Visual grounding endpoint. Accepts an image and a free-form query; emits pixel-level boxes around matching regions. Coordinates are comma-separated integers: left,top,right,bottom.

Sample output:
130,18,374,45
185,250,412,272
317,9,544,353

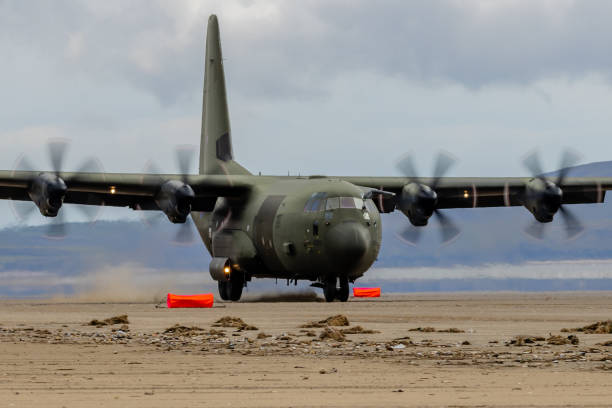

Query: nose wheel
323,276,349,302
218,281,230,301
218,273,245,301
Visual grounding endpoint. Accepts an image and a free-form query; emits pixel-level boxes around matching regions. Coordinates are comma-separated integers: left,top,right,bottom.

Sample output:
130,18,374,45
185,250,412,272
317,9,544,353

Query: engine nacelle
397,182,437,226
523,178,562,223
28,173,67,217
154,180,195,223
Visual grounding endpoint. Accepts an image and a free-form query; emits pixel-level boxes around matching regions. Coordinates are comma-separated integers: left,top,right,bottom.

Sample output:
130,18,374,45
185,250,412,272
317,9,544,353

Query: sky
2,0,612,226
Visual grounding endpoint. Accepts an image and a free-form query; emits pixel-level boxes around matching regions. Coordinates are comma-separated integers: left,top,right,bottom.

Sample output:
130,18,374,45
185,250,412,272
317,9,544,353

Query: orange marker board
167,293,214,308
353,287,381,297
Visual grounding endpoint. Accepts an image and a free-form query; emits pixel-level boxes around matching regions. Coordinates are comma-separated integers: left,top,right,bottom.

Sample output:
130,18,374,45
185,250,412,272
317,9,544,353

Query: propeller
45,211,67,239
173,145,198,245
10,154,37,221
139,145,198,245
48,139,68,176
395,151,460,245
397,151,456,190
138,160,165,227
10,139,104,238
176,145,196,185
523,149,581,185
397,208,461,245
522,149,584,239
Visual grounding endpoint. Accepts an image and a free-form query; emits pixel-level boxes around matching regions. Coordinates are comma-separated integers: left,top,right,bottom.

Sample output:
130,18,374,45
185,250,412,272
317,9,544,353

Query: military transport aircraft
1,15,610,302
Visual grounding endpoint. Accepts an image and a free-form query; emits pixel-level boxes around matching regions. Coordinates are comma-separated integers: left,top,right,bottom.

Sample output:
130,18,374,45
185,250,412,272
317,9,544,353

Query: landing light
463,190,469,199
224,266,231,277
109,186,116,194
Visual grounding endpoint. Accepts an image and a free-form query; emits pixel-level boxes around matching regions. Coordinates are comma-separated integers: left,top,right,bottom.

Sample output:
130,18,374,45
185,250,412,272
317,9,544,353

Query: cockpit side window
309,198,322,212
365,198,379,214
304,192,327,212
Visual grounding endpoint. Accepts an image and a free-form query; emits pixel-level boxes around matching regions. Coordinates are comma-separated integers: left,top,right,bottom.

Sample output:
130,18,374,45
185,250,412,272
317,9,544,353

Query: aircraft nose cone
326,221,370,266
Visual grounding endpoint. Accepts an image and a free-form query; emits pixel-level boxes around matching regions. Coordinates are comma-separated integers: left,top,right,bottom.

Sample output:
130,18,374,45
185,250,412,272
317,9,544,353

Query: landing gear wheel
218,281,229,301
323,278,337,302
218,273,245,302
227,273,244,301
337,277,349,302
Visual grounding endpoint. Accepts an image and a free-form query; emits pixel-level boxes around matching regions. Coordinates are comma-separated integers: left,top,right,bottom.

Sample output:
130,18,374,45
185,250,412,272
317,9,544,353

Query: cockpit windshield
325,197,339,210
340,197,364,209
304,193,378,213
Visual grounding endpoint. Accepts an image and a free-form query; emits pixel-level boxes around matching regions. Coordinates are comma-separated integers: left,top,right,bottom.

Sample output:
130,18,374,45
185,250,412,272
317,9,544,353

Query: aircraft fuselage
192,178,382,285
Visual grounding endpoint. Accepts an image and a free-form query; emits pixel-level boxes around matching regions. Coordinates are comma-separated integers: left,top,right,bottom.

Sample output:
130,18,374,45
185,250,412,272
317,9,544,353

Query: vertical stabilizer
199,15,249,175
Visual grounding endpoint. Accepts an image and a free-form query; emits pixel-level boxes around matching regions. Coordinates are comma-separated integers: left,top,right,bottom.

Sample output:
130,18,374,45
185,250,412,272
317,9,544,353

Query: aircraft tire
323,278,337,302
227,274,244,301
337,277,349,302
218,281,230,301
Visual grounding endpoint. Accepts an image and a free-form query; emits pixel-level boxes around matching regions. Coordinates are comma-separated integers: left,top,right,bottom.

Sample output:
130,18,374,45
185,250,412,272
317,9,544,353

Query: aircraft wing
0,171,251,212
341,176,611,210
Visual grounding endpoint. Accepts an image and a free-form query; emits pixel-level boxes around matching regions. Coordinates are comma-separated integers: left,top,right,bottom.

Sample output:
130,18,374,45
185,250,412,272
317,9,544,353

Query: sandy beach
1,292,612,407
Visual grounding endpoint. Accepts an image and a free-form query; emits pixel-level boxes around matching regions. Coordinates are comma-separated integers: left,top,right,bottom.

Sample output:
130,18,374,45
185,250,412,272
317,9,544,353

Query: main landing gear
218,273,244,301
323,276,349,302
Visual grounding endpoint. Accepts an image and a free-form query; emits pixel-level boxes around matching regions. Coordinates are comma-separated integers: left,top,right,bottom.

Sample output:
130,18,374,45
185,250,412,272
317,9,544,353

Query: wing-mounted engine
521,150,583,238
28,173,67,217
523,177,562,223
397,182,437,226
10,139,107,238
143,146,198,224
154,180,195,223
18,140,70,217
394,152,460,244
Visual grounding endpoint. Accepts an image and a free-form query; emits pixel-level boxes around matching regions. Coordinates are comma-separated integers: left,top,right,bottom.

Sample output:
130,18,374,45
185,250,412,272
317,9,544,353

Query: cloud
1,0,612,222
3,0,612,106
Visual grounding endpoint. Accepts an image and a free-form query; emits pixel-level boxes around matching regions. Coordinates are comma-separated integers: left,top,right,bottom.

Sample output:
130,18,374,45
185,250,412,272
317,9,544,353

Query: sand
1,292,612,407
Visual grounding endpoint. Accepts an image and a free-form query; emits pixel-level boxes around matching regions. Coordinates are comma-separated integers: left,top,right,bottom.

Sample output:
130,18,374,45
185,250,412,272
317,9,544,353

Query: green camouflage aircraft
2,15,610,301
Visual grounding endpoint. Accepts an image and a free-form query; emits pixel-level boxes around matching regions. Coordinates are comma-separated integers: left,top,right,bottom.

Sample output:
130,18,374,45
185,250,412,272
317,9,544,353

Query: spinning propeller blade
523,149,584,240
396,151,460,245
11,140,104,238
140,146,198,245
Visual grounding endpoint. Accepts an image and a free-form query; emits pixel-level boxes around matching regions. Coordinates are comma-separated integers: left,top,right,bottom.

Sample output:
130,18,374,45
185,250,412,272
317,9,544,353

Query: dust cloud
56,263,213,303
242,290,324,303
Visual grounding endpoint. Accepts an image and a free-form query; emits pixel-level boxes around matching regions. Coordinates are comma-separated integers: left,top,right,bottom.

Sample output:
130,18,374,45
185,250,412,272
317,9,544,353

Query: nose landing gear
323,276,349,302
218,273,244,301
